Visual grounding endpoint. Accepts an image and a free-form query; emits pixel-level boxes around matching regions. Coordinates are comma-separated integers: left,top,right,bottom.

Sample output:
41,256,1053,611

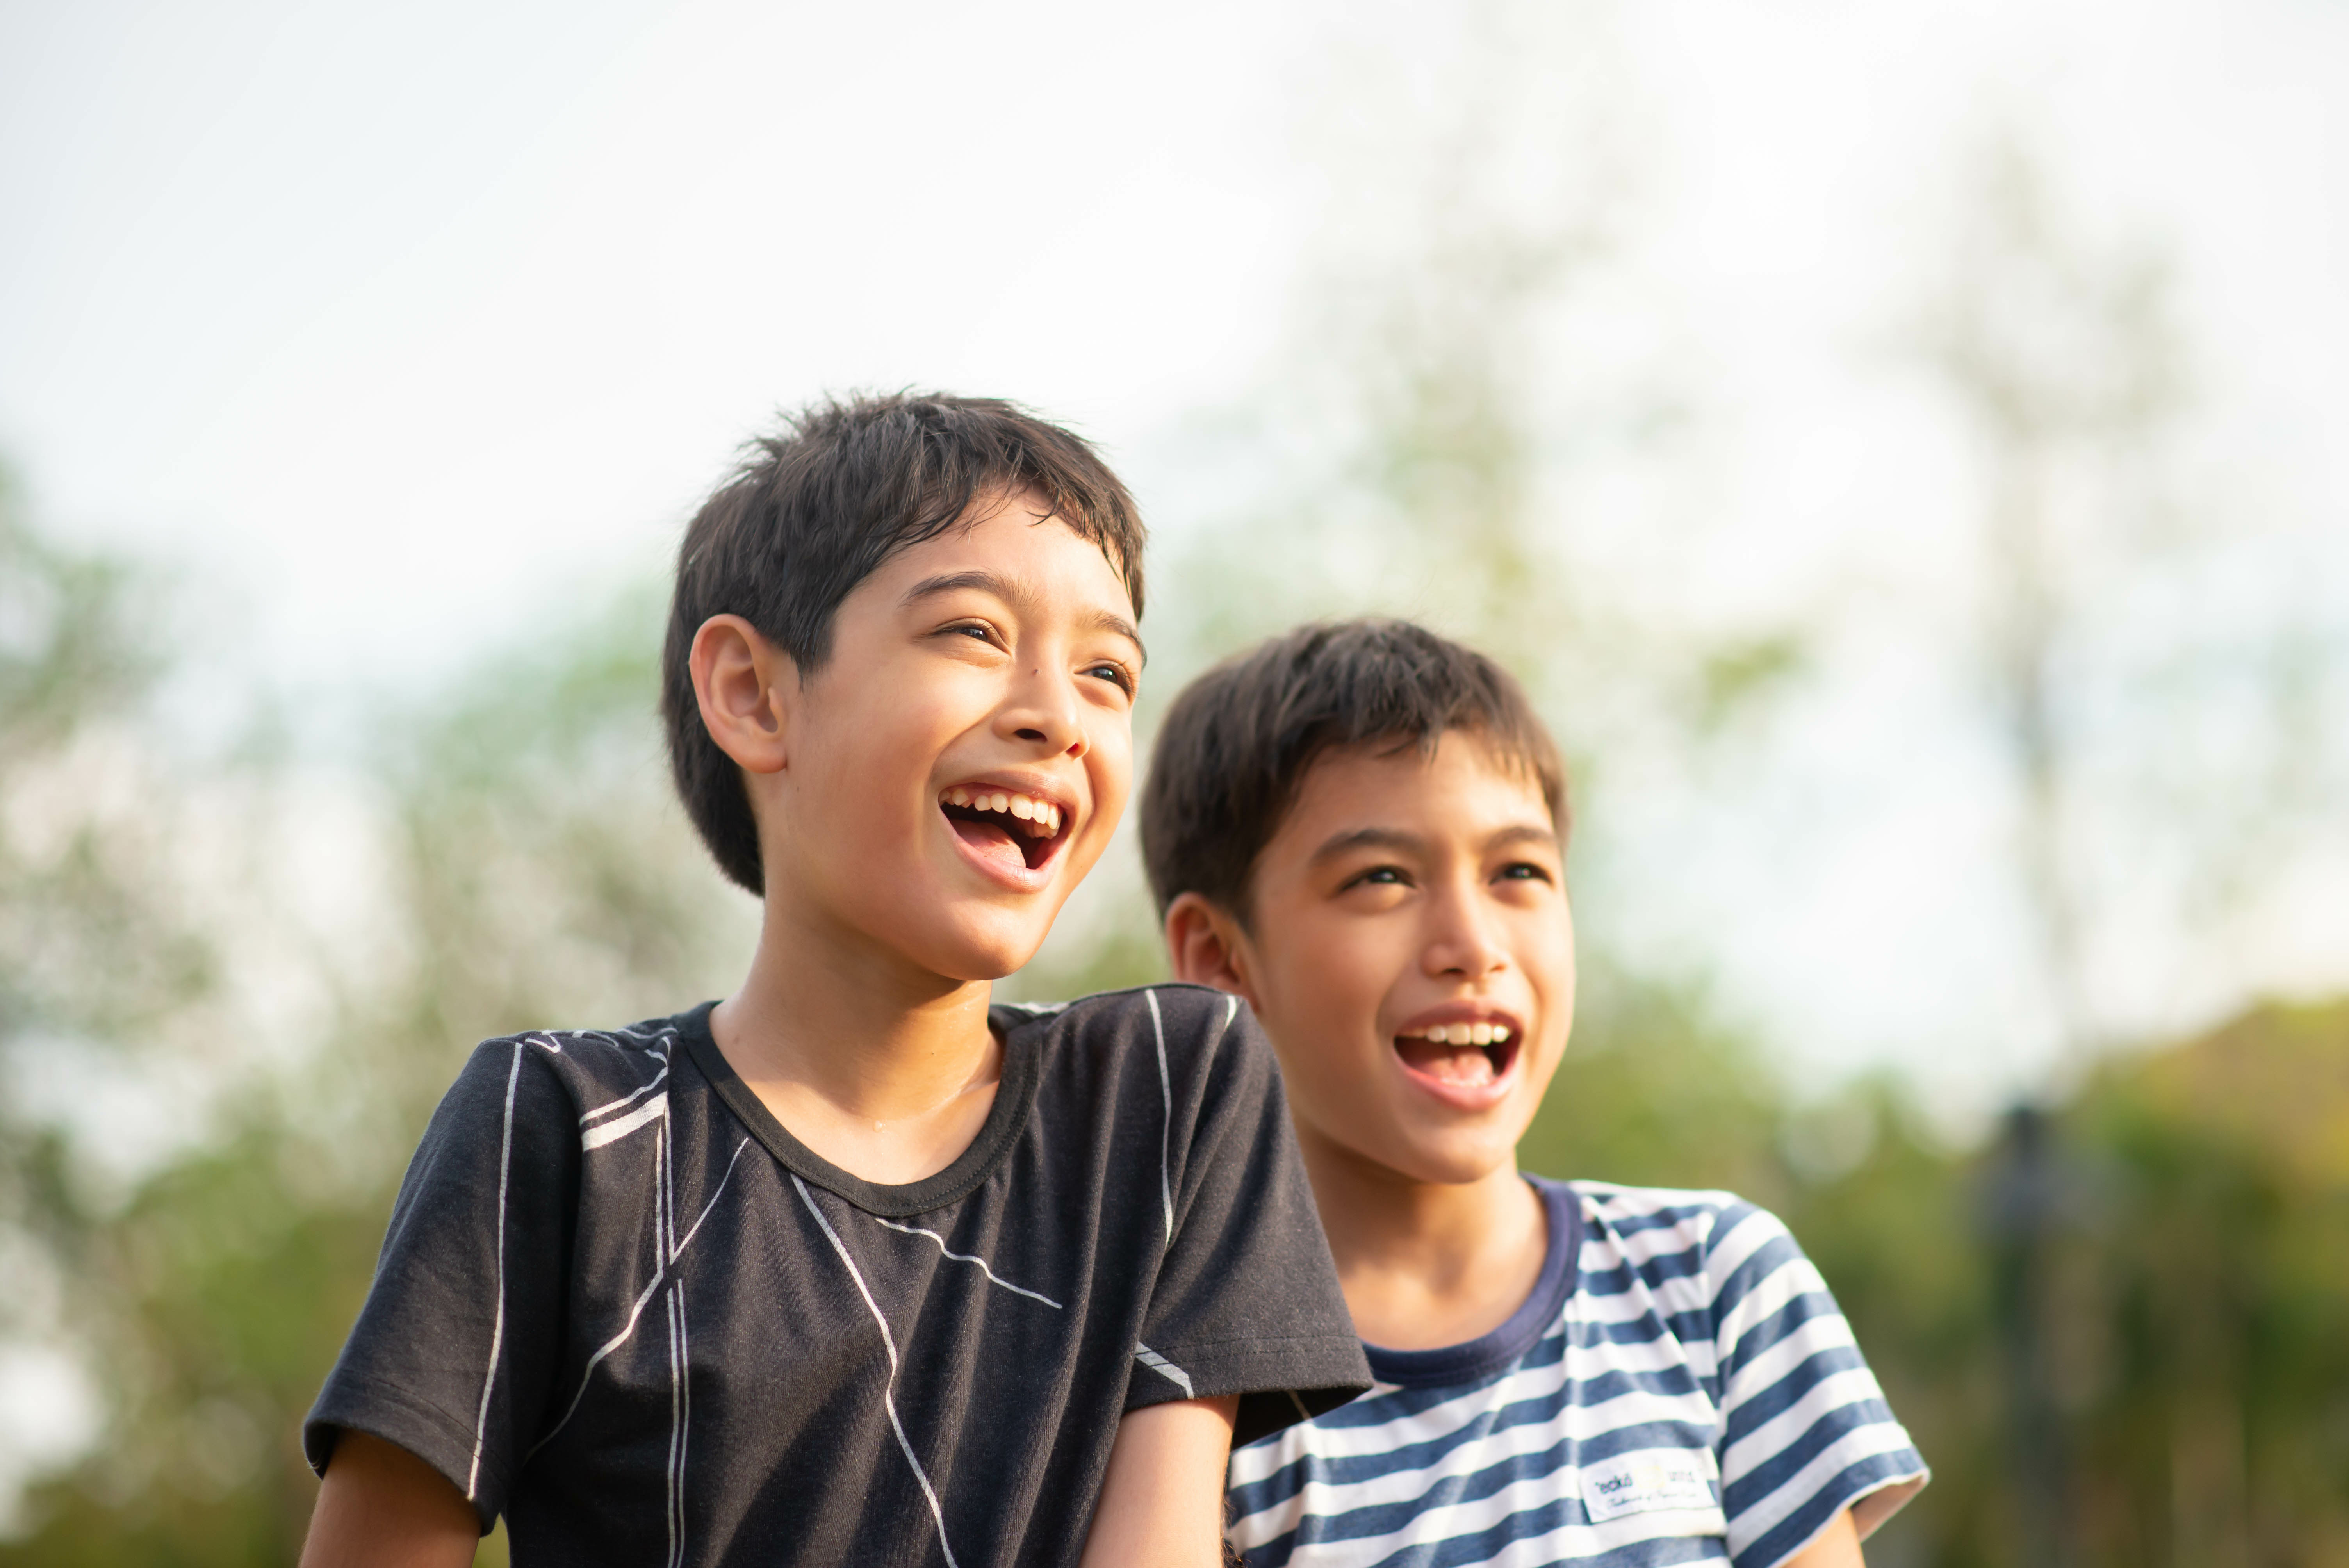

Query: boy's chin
1402,1147,1522,1189
1378,1120,1531,1188
904,909,1058,985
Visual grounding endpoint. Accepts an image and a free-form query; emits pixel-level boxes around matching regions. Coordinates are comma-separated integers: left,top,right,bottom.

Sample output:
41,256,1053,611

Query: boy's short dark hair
1141,619,1567,921
663,392,1146,894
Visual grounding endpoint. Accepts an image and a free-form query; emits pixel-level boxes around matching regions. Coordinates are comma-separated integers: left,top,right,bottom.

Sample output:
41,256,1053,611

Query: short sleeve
1705,1201,1930,1568
1123,991,1371,1448
304,1037,579,1531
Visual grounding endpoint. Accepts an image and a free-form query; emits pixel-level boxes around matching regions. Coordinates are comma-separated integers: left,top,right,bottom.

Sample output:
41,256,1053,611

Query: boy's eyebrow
1308,821,1559,866
1095,609,1148,666
1307,827,1426,866
902,568,1013,609
900,570,1147,662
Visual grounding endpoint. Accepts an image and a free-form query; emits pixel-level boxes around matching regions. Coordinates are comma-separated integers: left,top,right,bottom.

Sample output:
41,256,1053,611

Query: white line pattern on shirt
1146,990,1174,1244
465,1040,525,1501
580,1066,669,1124
1134,1343,1195,1398
665,1279,691,1568
583,1092,669,1149
659,1114,676,1264
528,1091,747,1461
1130,994,1238,1411
871,1217,1064,1308
531,1256,669,1458
671,1137,753,1262
794,1174,962,1568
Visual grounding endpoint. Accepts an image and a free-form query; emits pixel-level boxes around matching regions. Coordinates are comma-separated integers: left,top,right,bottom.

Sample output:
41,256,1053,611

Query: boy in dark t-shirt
299,396,1369,1567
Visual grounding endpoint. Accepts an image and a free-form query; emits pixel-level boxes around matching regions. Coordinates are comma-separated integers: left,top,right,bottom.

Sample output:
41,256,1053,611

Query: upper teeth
1408,1022,1508,1046
943,786,1063,836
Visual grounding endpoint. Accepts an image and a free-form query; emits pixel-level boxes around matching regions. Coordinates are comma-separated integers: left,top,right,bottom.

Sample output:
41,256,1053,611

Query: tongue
950,814,1028,873
1396,1038,1497,1086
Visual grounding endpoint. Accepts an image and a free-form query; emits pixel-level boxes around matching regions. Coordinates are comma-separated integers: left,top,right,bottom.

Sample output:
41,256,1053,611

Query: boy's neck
710,889,1003,1185
1296,1132,1550,1353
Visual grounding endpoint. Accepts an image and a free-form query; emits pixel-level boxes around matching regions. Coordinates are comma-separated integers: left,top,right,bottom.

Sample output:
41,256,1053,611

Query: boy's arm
305,1039,586,1545
1782,1506,1864,1567
298,1431,478,1568
1699,1198,1923,1564
1078,1394,1241,1568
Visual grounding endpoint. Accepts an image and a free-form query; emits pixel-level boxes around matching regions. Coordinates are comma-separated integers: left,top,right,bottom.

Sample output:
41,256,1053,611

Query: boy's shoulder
1560,1177,1753,1229
999,978,1245,1024
1548,1177,1793,1275
994,982,1261,1065
453,1010,695,1107
415,1012,742,1171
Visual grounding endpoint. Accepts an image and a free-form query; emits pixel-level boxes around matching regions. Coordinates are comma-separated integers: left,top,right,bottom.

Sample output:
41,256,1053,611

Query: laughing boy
298,396,1369,1567
1144,620,1927,1567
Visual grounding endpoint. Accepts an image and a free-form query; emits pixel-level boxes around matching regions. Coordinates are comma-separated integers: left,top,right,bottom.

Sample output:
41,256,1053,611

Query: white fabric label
1580,1452,1718,1523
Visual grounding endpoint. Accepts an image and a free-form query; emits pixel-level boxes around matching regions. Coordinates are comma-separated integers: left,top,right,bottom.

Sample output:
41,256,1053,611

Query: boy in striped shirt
1141,620,1927,1568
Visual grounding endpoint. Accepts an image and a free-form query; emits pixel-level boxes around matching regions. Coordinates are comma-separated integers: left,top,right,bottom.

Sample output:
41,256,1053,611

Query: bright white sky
3,0,2344,1110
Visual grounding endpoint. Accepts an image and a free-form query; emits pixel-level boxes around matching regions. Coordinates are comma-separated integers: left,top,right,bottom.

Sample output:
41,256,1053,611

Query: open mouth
1394,1019,1520,1091
939,784,1069,877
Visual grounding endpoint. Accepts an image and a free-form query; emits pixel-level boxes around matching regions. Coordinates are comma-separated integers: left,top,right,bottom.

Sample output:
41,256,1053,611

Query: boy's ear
1162,892,1258,1009
689,614,797,775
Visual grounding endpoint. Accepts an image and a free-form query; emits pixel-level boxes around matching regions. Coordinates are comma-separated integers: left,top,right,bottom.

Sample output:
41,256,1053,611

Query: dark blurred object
1796,1003,2349,1568
1983,1104,2087,1568
2065,1003,2349,1566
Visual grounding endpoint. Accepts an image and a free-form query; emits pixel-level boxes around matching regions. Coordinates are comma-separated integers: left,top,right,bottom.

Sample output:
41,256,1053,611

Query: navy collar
1361,1176,1581,1389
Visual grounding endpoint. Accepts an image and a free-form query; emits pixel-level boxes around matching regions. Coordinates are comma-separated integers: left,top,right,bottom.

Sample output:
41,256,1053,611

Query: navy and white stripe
1226,1180,1927,1567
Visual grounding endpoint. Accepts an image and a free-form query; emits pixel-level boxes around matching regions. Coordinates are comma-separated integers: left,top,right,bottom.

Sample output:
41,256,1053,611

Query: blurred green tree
1904,132,2349,1565
1,81,2341,1568
0,552,752,1563
1915,131,2187,1066
2062,1001,2349,1565
0,472,221,1541
2,409,2345,1568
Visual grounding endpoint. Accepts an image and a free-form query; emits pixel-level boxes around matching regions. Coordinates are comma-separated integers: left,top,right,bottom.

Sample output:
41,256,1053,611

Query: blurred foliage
0,475,214,1227
1916,132,2188,1061
2063,1005,2349,1564
1835,1001,2349,1567
6,478,2345,1568
2,91,2344,1568
5,439,2349,1568
0,513,749,1562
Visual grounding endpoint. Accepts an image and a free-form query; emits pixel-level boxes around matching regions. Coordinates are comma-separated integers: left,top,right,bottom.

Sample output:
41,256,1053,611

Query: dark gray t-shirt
306,985,1369,1566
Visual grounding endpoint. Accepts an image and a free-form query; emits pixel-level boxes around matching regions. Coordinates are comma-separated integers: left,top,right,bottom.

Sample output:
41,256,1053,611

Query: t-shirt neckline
678,999,1047,1219
1359,1176,1583,1389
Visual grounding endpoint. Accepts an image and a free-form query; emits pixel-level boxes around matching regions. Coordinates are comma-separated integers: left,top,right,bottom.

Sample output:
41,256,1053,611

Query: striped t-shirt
1226,1178,1928,1567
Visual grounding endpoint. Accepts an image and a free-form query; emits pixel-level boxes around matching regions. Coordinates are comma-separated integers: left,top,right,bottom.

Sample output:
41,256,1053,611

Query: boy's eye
937,620,1005,650
1496,862,1552,884
1084,661,1136,695
1344,866,1411,890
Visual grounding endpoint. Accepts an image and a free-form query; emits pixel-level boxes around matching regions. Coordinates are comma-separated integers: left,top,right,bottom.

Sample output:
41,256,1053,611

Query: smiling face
745,492,1141,982
1205,732,1574,1187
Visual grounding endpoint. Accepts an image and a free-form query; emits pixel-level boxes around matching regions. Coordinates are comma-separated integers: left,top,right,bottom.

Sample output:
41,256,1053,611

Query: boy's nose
1422,883,1508,979
1002,668,1087,757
